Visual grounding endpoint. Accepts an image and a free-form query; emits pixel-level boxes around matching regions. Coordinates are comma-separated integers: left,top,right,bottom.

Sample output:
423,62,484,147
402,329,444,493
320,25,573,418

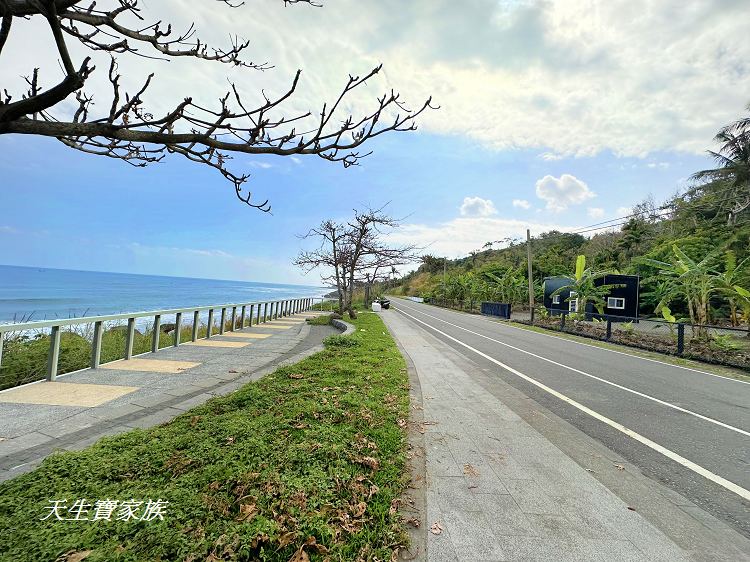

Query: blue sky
0,0,745,284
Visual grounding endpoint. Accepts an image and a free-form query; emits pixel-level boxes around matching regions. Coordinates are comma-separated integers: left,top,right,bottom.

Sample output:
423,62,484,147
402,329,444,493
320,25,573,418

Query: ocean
0,265,328,324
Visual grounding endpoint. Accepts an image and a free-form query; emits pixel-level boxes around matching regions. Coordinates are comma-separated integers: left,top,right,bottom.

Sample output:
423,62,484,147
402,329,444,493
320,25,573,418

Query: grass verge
0,313,410,562
306,315,333,326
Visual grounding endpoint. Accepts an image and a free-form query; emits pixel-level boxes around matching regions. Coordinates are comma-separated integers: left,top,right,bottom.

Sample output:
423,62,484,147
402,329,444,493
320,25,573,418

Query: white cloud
459,196,498,217
616,206,632,217
0,225,18,234
512,199,531,209
391,217,573,258
647,162,670,169
1,0,747,162
535,174,595,212
248,161,274,169
587,207,605,218
539,152,564,161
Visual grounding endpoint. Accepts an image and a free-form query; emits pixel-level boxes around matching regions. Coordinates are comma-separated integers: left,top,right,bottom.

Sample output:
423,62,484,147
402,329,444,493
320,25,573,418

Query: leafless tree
295,205,419,317
0,0,436,211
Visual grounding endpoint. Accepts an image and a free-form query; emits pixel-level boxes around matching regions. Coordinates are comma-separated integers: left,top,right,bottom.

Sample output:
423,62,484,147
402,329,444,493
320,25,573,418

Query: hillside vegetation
390,108,750,328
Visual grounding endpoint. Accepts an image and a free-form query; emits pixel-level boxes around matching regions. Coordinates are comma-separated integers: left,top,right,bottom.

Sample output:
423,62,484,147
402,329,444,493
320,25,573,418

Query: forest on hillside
389,108,750,329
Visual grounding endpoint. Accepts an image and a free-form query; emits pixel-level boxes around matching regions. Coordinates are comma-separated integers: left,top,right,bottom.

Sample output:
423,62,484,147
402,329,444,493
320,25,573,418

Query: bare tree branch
0,0,437,211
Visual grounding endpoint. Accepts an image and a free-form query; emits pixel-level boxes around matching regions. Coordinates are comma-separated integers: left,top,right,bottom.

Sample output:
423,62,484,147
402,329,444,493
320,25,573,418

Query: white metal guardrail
0,296,328,383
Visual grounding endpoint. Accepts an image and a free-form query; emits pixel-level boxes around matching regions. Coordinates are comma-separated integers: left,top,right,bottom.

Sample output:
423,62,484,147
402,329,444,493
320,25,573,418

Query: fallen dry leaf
352,502,367,517
288,546,310,562
430,522,444,535
236,503,257,522
278,531,297,548
288,373,304,379
406,517,421,528
463,464,479,477
358,456,380,470
627,506,637,511
389,498,401,516
614,464,625,471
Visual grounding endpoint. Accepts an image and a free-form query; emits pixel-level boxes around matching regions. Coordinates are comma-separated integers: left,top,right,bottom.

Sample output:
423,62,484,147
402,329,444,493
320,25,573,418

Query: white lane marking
397,298,750,386
395,307,750,502
395,301,750,438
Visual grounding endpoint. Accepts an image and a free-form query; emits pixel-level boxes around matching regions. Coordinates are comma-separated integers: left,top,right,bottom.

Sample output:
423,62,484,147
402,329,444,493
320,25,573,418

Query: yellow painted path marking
219,333,271,339
101,358,200,373
187,340,250,348
0,381,138,407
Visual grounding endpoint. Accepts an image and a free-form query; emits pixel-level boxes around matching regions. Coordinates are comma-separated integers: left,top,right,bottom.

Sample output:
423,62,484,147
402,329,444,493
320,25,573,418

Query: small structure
542,274,640,320
481,302,512,319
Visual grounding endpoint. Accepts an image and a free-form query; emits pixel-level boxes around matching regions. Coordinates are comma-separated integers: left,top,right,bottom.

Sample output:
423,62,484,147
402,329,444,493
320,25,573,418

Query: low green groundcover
0,313,410,562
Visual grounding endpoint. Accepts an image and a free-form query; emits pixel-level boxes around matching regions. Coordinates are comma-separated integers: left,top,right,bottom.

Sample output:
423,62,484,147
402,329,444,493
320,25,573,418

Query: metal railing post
240,305,246,328
248,304,254,326
174,312,182,347
230,307,237,331
47,325,61,381
560,313,566,331
192,310,199,341
207,309,214,338
677,323,685,355
606,318,612,341
219,308,227,334
152,314,161,353
263,302,267,322
91,321,103,369
274,302,278,319
125,318,136,360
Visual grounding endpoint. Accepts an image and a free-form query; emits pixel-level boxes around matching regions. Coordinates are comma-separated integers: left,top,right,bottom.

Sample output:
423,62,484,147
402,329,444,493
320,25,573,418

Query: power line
569,193,749,235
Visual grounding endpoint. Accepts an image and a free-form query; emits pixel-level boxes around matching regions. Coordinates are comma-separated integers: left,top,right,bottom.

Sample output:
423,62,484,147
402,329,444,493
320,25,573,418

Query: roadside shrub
323,335,358,348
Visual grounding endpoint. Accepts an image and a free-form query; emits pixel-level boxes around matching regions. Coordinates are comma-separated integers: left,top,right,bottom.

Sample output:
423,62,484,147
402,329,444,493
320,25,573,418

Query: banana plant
637,244,722,337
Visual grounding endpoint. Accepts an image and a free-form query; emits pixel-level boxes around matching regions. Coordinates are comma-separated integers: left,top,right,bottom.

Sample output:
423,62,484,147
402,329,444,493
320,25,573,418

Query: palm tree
551,255,623,317
691,105,750,225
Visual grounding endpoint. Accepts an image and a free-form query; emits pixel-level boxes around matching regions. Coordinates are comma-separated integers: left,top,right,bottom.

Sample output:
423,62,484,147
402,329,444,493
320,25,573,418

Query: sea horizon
0,264,329,323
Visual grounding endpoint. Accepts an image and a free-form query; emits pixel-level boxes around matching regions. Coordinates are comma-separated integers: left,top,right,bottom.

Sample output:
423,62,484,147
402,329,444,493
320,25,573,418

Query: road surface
390,297,750,538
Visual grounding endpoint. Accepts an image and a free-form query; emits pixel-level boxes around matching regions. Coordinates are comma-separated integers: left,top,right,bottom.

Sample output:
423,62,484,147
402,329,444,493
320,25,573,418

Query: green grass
0,313,410,561
305,315,333,326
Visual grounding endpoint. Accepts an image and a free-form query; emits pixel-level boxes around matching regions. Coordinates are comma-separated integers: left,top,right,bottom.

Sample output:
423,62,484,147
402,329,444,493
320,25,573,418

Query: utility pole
526,229,535,322
443,258,447,306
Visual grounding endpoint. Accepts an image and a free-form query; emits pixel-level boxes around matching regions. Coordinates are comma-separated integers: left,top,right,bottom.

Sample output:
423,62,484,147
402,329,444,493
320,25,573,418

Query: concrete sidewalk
0,312,334,483
381,308,743,562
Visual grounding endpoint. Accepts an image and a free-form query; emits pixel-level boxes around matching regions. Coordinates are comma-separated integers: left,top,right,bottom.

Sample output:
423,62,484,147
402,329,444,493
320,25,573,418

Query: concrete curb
331,318,356,336
384,310,428,562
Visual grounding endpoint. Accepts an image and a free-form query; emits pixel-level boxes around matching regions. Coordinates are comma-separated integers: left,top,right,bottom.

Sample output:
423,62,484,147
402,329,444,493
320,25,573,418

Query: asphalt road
390,297,750,538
